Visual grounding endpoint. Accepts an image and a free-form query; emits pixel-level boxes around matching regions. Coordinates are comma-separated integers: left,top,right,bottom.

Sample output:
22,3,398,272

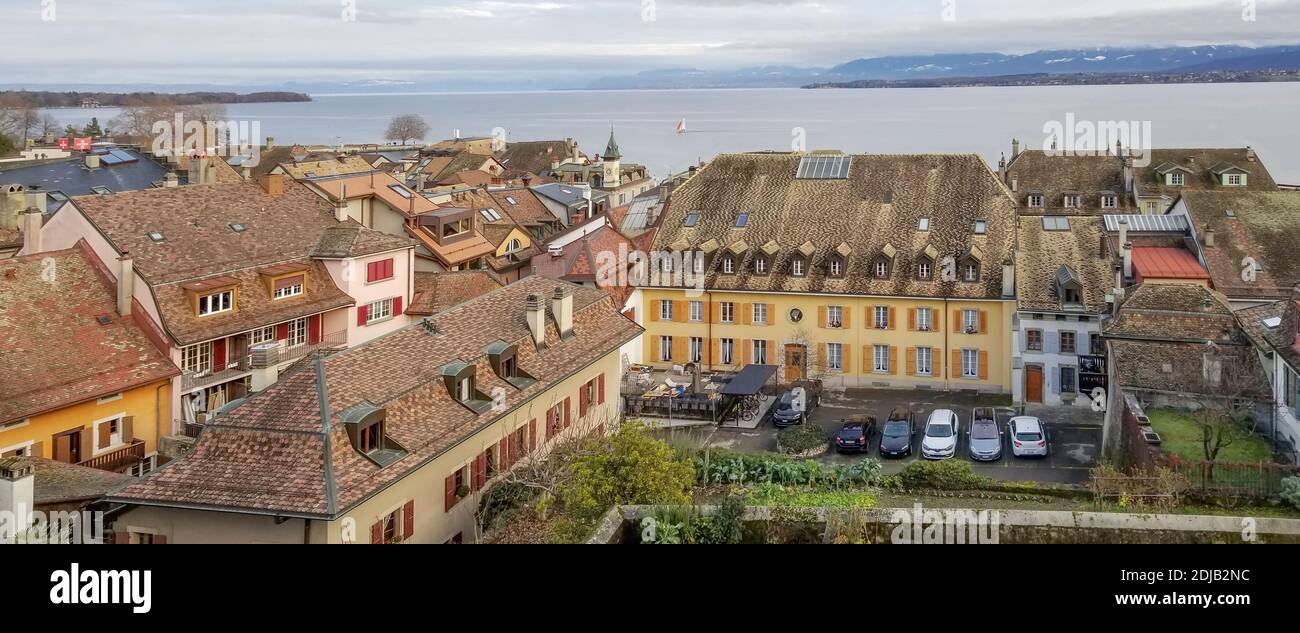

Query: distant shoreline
5,90,312,108
804,70,1300,90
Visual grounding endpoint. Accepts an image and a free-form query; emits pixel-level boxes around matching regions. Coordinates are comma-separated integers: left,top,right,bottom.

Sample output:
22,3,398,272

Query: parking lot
704,387,1102,485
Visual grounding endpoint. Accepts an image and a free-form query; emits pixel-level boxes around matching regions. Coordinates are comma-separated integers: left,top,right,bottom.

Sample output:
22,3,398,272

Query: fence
1164,459,1300,498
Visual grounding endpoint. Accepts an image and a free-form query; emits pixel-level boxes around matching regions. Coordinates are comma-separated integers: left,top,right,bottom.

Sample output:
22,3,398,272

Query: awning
721,364,778,396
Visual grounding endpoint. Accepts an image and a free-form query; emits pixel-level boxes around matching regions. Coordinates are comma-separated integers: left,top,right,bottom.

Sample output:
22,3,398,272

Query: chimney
84,153,100,170
117,252,134,317
1122,156,1134,191
1246,146,1257,162
248,342,282,391
1011,138,1020,160
163,172,179,188
552,286,574,338
241,165,252,181
525,294,547,346
522,174,532,187
0,457,35,533
1118,216,1129,250
2,184,25,229
335,185,349,222
265,136,275,151
258,173,284,196
1001,258,1015,298
21,208,42,254
1122,241,1133,281
1203,224,1215,248
193,155,209,185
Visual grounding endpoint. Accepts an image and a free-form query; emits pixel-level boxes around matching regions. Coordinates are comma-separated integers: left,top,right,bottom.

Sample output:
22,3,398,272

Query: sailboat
676,118,687,135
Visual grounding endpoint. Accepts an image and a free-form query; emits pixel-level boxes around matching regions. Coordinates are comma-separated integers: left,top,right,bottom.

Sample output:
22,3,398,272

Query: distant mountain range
584,45,1300,90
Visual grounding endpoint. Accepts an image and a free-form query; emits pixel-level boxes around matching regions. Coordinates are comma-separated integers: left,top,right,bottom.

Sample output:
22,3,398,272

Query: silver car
1008,416,1049,458
967,407,1003,461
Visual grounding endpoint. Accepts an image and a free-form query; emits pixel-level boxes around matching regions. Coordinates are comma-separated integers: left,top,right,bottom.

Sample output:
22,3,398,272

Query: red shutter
366,261,378,283
275,323,289,340
472,455,486,489
598,373,606,405
444,474,456,512
402,500,415,540
498,437,510,469
308,314,321,345
564,397,572,428
153,535,167,544
579,384,589,418
507,432,518,465
393,295,403,316
370,521,382,544
385,258,394,279
357,305,369,327
529,419,537,452
212,339,227,372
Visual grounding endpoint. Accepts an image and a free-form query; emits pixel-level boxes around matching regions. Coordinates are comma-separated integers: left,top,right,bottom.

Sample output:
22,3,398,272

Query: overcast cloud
0,0,1297,86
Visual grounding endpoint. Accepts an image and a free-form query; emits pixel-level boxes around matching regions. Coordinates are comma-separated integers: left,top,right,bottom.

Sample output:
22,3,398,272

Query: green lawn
1146,409,1274,463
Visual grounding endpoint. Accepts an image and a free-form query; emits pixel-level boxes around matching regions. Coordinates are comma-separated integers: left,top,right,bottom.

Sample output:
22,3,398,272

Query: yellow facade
494,226,533,258
641,289,1013,393
0,380,171,467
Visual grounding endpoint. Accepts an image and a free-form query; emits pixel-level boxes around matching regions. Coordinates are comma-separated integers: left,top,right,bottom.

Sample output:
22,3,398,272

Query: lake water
46,83,1300,182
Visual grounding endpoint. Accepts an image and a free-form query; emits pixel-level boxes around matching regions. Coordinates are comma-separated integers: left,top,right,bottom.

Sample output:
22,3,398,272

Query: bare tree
384,114,429,145
39,113,60,139
0,96,40,146
1171,344,1263,463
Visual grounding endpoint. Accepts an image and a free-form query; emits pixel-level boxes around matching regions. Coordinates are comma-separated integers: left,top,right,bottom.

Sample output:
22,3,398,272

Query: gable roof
0,243,179,424
1015,215,1111,313
1103,283,1240,344
496,140,582,177
1176,190,1300,301
275,156,373,180
108,276,642,517
1003,150,1135,215
406,270,503,316
1135,148,1278,199
309,171,438,218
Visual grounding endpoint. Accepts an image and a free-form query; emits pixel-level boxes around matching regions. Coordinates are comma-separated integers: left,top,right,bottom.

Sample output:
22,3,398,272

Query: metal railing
181,359,251,392
273,330,347,365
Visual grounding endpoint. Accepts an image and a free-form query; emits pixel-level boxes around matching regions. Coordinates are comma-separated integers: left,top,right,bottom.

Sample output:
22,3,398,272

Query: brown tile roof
1108,339,1267,397
1103,283,1241,345
406,270,502,316
1015,215,1112,313
651,152,1017,299
29,457,135,506
276,156,374,180
309,172,438,218
1177,190,1300,301
496,140,582,177
1136,148,1278,199
1003,150,1135,214
245,146,340,179
0,243,179,424
1237,300,1300,371
532,223,638,305
109,276,643,517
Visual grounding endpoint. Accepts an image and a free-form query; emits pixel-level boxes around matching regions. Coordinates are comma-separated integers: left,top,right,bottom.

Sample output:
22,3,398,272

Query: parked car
1008,416,1050,458
967,407,1003,461
835,415,876,453
770,390,809,427
878,407,916,457
921,409,959,460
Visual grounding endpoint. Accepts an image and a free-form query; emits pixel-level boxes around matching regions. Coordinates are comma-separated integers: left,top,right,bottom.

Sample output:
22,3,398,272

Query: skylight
91,186,112,195
480,208,502,222
973,220,987,234
918,218,930,231
147,231,165,242
1225,208,1237,218
684,212,700,227
1042,216,1070,231
388,184,413,199
1263,316,1283,329
735,212,749,227
506,196,517,205
796,155,852,179
229,223,247,233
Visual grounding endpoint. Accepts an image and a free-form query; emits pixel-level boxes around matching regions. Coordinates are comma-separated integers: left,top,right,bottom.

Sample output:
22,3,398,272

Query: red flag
57,138,69,150
73,137,92,151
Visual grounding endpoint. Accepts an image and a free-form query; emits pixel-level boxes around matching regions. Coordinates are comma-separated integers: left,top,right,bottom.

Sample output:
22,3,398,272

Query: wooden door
784,344,806,382
53,428,82,464
1025,366,1044,404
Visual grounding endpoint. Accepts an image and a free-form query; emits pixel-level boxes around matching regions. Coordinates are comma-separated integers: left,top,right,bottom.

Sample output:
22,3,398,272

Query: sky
1,0,1298,88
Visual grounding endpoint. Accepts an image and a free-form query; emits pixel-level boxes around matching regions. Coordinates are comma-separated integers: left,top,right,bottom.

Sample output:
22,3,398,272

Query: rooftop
1131,247,1209,282
1136,148,1278,199
1003,150,1135,214
1015,215,1112,314
0,147,169,196
1176,190,1300,301
406,270,503,316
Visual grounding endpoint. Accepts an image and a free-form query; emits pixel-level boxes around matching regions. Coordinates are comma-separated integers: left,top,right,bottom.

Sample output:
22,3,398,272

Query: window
130,455,157,477
827,343,843,371
916,347,932,376
273,275,304,299
1063,287,1082,305
734,212,749,227
182,342,211,374
660,256,674,274
684,212,699,227
506,239,522,254
500,354,517,379
689,337,703,363
828,257,844,278
722,254,735,274
1042,216,1070,231
480,208,502,221
659,336,673,361
754,256,768,275
963,309,979,334
1063,194,1079,208
962,349,979,378
1101,194,1118,208
1026,329,1043,351
442,218,470,238
366,298,394,323
872,258,889,278
790,257,805,277
720,302,735,323
547,402,564,439
95,417,122,451
688,300,703,322
457,376,473,402
360,418,383,453
198,290,233,316
1090,333,1105,356
720,338,734,365
752,303,768,325
1060,367,1077,393
918,217,930,231
1028,194,1044,208
753,340,768,365
250,326,276,345
963,262,979,282
917,259,932,280
388,184,413,199
287,318,308,347
916,307,932,332
873,345,889,373
1060,331,1077,354
693,254,704,274
1226,174,1243,186
659,300,674,321
827,305,843,328
973,220,987,234
873,306,889,329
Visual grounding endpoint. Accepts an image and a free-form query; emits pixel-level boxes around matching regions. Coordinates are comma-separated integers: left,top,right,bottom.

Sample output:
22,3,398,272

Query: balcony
78,439,145,473
181,357,252,392
273,330,347,365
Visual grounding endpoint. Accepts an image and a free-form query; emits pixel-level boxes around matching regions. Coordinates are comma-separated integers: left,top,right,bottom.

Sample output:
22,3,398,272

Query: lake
45,83,1300,183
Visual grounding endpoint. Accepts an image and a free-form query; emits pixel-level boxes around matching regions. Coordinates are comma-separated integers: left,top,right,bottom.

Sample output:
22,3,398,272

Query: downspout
155,382,166,460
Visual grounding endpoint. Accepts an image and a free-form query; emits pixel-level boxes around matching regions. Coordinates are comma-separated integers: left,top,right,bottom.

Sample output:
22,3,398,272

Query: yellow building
0,243,179,474
641,152,1018,394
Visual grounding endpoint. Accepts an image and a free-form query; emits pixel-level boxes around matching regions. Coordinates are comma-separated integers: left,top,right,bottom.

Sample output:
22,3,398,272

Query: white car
920,409,959,460
1008,416,1049,457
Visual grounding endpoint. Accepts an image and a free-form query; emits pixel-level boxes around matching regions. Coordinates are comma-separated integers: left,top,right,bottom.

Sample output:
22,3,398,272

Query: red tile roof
1131,247,1210,281
0,242,179,424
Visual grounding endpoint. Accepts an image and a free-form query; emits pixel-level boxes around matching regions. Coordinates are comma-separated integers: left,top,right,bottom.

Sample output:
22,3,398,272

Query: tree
1171,344,1264,463
39,113,59,139
384,114,429,145
556,422,695,526
82,117,103,137
0,96,40,146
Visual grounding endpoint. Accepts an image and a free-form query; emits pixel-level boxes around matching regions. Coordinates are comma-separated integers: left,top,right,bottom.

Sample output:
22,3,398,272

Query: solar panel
99,153,125,166
109,149,138,163
796,155,851,179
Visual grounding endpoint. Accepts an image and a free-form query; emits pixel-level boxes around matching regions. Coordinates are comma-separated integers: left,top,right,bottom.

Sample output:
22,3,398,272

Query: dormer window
1027,194,1044,208
754,255,768,275
273,275,304,299
340,402,406,466
1063,194,1080,208
828,256,845,278
722,253,735,274
790,256,806,277
486,340,535,389
1064,287,1082,305
1101,194,1118,209
360,417,384,452
1170,173,1185,186
917,257,933,280
457,376,473,402
872,257,889,279
198,289,233,316
440,361,492,413
1224,173,1244,186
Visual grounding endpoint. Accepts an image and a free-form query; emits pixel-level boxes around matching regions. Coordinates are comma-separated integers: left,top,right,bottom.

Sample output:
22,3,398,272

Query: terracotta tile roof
533,223,637,305
405,223,496,268
29,457,135,506
109,276,643,517
1015,215,1112,313
406,270,502,316
1108,339,1267,396
1136,148,1278,199
496,140,582,177
243,147,340,179
309,172,438,218
277,156,374,180
0,243,179,424
1103,283,1241,344
1003,150,1135,214
1131,247,1209,282
651,153,1017,299
1177,190,1300,301
1237,299,1300,371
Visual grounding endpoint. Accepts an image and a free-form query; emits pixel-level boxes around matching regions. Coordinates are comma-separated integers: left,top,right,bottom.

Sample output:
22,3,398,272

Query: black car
878,406,916,457
770,390,807,427
834,416,876,453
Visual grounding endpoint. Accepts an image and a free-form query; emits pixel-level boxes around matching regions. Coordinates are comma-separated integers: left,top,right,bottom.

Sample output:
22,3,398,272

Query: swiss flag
57,138,69,150
73,137,92,151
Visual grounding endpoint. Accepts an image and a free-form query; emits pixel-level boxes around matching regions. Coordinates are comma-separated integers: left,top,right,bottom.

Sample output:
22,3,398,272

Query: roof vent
147,231,165,242
96,314,112,326
548,244,563,257
229,223,246,233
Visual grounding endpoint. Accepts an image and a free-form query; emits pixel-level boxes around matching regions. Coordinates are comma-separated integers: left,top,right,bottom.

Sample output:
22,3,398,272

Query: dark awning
720,364,778,396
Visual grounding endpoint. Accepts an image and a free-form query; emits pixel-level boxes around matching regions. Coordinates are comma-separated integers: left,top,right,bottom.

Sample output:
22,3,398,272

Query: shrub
1282,476,1300,510
776,424,830,455
897,460,990,490
695,449,880,488
556,423,695,527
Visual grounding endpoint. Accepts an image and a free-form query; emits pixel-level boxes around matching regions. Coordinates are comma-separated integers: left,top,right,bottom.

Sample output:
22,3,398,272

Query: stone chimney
1246,146,1257,162
265,136,275,151
1122,241,1133,281
193,155,210,185
163,172,179,188
2,184,26,229
552,286,574,338
21,208,42,254
1203,224,1216,248
335,185,349,222
1011,138,1020,160
241,165,252,181
1001,258,1015,298
0,457,35,536
117,252,134,317
525,294,547,346
1122,155,1134,191
522,174,532,187
84,153,100,170
258,173,284,196
248,342,282,391
1118,216,1129,251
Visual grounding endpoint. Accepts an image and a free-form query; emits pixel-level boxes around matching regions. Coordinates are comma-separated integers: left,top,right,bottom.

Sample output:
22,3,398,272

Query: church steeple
603,127,622,161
